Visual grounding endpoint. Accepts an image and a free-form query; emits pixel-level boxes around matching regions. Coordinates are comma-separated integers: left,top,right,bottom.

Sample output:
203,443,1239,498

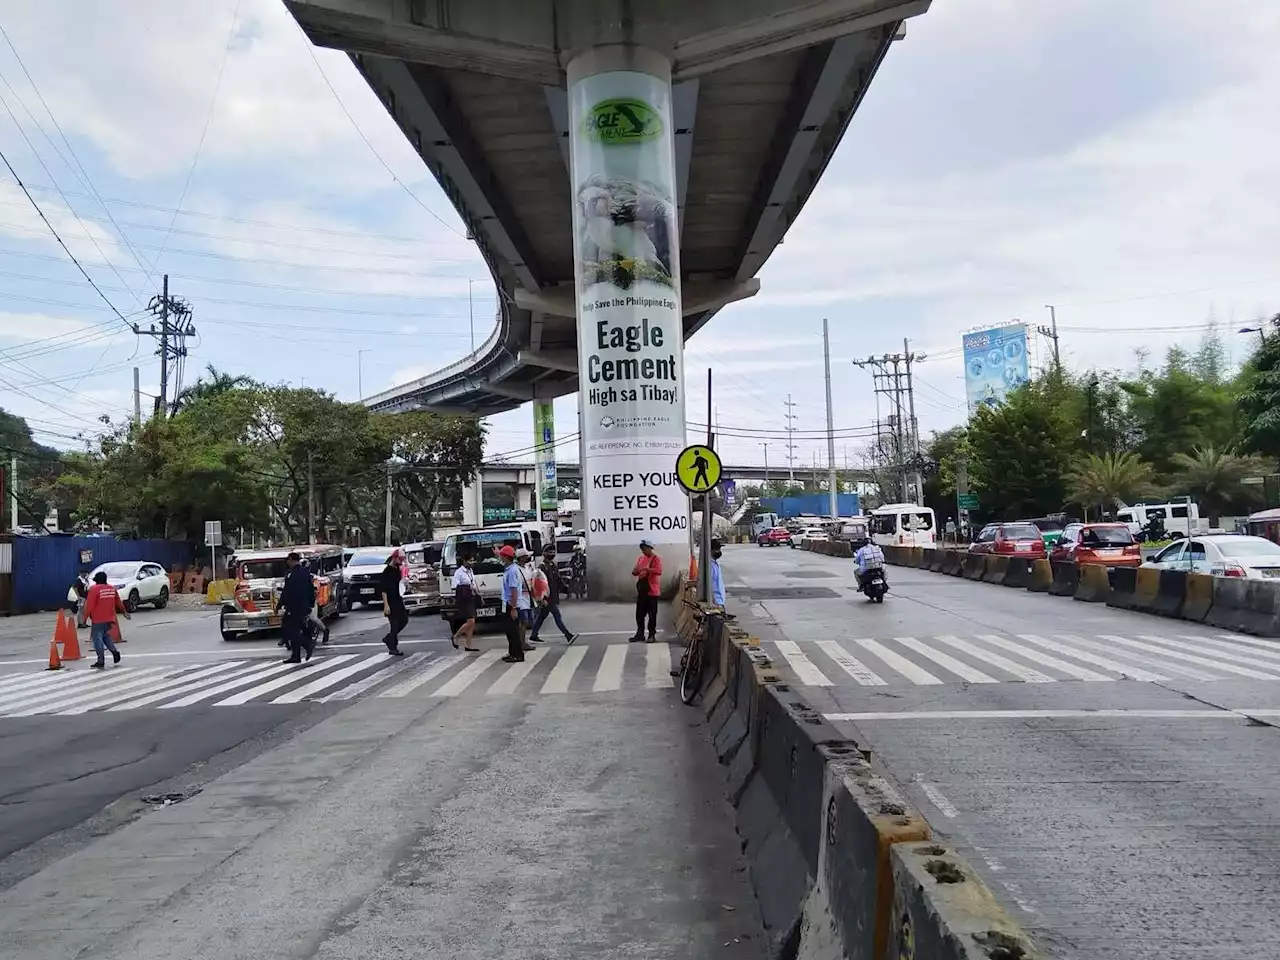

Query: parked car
791,527,830,548
343,547,394,607
89,561,170,612
1051,523,1142,567
1027,515,1067,548
968,522,1047,558
757,527,792,547
1143,534,1280,579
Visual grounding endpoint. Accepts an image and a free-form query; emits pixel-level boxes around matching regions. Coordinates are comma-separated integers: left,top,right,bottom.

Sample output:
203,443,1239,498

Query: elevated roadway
285,0,930,415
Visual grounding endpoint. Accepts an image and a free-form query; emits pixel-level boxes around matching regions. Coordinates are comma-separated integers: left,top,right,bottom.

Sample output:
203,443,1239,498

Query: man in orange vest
84,571,131,669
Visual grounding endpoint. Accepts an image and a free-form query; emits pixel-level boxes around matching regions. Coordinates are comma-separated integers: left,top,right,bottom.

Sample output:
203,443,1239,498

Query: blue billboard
963,324,1029,415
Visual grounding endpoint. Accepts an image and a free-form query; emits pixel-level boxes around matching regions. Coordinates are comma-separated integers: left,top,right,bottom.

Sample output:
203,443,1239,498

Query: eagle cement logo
584,98,662,145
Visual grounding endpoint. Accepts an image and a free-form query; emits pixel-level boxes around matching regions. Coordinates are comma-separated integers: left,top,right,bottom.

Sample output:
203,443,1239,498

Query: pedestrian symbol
675,444,722,494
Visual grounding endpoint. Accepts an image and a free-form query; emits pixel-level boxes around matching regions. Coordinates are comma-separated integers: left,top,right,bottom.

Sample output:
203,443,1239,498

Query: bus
869,503,937,548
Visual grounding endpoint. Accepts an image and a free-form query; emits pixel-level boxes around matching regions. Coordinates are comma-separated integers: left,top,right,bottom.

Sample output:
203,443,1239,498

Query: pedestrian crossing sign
675,444,721,494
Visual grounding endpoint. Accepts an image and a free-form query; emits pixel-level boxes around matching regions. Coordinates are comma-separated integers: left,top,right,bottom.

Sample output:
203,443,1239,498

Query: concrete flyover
285,0,932,416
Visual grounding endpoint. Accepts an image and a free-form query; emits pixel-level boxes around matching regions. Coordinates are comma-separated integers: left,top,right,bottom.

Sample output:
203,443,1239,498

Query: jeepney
219,544,345,642
403,540,443,613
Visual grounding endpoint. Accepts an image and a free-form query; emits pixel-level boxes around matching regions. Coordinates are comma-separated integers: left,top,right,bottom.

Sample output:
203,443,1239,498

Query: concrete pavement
724,543,1280,958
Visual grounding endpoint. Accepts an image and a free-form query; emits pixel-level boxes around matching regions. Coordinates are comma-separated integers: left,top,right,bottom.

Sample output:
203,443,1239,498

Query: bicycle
677,600,708,705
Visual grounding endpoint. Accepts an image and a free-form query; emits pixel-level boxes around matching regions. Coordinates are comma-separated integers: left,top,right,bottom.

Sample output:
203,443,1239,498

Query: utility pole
759,442,769,487
1038,304,1061,374
133,367,141,425
903,338,922,504
823,318,839,519
307,452,316,544
384,464,394,545
955,457,969,541
136,275,195,418
699,368,713,603
783,394,798,482
853,341,926,503
9,455,16,531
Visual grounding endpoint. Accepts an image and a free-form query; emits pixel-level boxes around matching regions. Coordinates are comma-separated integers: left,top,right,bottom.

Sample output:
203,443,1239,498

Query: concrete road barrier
981,554,1008,584
1027,558,1053,593
1075,563,1111,603
1104,565,1137,609
1182,572,1214,623
909,547,925,568
925,549,943,572
962,553,985,580
943,551,964,576
1154,569,1188,619
1131,566,1161,614
1049,560,1079,597
1002,557,1033,588
1205,578,1280,637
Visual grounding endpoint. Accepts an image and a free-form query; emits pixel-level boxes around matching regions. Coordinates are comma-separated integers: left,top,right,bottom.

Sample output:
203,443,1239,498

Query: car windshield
1218,538,1280,559
556,538,579,553
349,553,391,566
1033,518,1065,532
240,559,290,580
94,562,138,579
445,531,523,575
1082,526,1134,546
1001,523,1041,540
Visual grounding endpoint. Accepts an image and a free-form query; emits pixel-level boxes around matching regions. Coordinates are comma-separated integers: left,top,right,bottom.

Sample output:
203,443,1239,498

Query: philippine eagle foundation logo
599,416,616,429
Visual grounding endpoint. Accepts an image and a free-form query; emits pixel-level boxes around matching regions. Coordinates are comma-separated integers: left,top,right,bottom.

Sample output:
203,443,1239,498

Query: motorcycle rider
854,539,887,594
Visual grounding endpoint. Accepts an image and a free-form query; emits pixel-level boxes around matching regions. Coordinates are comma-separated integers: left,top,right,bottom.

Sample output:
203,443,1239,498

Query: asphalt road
727,544,1280,960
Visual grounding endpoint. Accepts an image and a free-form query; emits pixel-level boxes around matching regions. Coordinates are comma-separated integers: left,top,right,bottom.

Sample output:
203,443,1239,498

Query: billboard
532,400,558,515
962,324,1029,415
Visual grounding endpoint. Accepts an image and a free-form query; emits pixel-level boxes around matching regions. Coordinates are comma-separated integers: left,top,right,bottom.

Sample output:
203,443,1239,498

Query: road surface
728,543,1280,959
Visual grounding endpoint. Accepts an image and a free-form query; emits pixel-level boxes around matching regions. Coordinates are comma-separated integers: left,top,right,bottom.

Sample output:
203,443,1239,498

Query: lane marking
215,655,359,706
645,643,674,688
272,655,389,704
63,660,248,714
826,708,1243,721
0,672,64,695
1180,634,1280,662
1141,634,1280,670
972,634,1113,682
774,640,833,686
815,640,886,686
159,659,304,709
377,653,466,698
0,668,129,709
930,635,1055,683
1057,634,1220,681
1016,634,1167,681
1211,633,1280,653
5,668,182,717
433,650,503,697
108,661,268,711
917,780,960,818
486,649,547,695
895,636,998,684
540,646,588,694
321,652,432,702
852,638,942,685
1098,634,1280,680
592,645,627,692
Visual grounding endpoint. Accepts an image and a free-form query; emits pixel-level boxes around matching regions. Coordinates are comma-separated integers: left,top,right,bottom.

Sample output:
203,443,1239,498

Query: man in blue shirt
498,545,525,663
709,538,726,607
854,540,886,592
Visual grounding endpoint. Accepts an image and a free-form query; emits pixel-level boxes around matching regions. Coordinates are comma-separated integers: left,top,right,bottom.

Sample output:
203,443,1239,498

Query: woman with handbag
450,555,481,652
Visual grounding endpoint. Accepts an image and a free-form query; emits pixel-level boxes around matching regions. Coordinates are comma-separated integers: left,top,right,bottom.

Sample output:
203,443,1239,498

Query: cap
710,537,723,549
542,544,556,554
286,551,301,562
498,545,516,559
639,539,655,548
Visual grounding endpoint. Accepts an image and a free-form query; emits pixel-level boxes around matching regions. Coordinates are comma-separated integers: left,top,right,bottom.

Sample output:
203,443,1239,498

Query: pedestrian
279,551,316,663
630,539,662,643
514,548,537,650
301,557,331,645
709,538,726,608
450,554,481,652
498,545,525,663
66,568,89,628
530,545,580,644
83,571,130,669
380,550,409,656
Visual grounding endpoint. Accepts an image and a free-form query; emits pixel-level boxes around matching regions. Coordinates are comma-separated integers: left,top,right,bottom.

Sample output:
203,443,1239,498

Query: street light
1239,325,1266,348
357,349,370,400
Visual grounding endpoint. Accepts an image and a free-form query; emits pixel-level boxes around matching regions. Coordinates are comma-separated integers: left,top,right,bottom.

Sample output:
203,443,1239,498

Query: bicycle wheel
679,635,705,705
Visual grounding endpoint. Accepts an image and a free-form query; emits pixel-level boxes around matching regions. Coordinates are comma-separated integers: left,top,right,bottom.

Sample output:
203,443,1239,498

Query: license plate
1098,549,1122,558
1016,543,1031,551
476,607,496,618
360,587,375,594
267,615,281,628
1262,569,1280,578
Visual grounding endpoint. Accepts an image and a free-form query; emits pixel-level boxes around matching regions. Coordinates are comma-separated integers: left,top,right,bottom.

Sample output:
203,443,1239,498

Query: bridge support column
461,479,483,528
568,44,690,602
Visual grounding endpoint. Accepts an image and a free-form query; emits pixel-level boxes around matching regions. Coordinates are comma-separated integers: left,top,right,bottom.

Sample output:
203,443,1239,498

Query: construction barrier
204,579,238,605
1205,578,1280,637
1153,569,1187,619
943,550,964,576
1001,556,1033,588
981,554,1008,584
1105,566,1138,610
907,547,924,569
1132,566,1161,614
962,553,985,580
924,549,943,572
1075,563,1111,603
1049,560,1080,597
1182,572,1214,623
1027,558,1053,593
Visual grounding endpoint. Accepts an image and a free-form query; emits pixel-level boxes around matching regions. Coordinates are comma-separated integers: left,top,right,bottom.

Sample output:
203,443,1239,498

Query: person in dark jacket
279,552,316,663
380,552,408,656
529,545,580,644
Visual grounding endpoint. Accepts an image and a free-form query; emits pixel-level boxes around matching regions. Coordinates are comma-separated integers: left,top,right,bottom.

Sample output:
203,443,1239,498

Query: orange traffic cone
56,610,83,661
47,634,62,671
109,620,125,644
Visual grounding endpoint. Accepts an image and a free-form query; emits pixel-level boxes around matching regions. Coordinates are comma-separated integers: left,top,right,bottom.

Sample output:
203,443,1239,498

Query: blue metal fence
11,536,194,613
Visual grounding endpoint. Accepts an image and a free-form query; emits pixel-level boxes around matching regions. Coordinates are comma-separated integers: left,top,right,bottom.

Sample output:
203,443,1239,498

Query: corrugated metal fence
11,536,194,614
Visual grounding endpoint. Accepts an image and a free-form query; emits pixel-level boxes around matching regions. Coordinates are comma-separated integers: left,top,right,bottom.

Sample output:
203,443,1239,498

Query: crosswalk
765,632,1280,687
0,642,679,717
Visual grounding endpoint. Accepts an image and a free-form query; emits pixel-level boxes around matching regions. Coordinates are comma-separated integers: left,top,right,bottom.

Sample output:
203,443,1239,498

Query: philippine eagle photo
576,173,675,291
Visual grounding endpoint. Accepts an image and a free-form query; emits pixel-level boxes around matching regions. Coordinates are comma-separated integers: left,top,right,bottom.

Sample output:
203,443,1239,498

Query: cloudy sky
1,0,1278,474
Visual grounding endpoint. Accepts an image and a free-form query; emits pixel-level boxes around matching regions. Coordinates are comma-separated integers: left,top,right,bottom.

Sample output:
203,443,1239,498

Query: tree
382,411,486,539
1168,446,1267,523
174,364,256,410
1239,314,1280,461
921,426,969,521
966,382,1073,519
1066,452,1154,515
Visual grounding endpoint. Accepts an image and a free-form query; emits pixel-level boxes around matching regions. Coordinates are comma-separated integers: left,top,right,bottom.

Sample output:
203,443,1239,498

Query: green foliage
1167,445,1266,521
966,381,1072,519
1239,314,1280,461
1067,452,1155,513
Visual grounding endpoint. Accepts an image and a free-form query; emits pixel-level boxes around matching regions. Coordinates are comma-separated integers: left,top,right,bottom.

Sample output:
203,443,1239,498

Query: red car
1050,522,1142,567
757,527,793,547
969,522,1047,558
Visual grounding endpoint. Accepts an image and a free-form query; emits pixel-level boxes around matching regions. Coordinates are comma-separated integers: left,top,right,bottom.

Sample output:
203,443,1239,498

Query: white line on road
774,640,833,686
61,661,249,714
825,709,1248,721
1015,634,1168,681
0,668,127,709
645,643,673,688
377,653,466,698
592,645,627,692
215,655,359,706
487,649,547,695
973,634,1113,682
433,650,503,697
108,661,266,711
917,780,960,818
1098,634,1280,680
815,640,886,686
272,655,389,704
851,638,942,685
5,668,182,717
540,646,588,694
1139,634,1280,671
1182,634,1280,662
159,659,303,708
321,652,432,702
895,637,998,684
930,635,1055,683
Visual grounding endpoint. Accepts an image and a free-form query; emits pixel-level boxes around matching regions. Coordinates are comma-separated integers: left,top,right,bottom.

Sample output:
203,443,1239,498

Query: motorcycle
859,568,888,603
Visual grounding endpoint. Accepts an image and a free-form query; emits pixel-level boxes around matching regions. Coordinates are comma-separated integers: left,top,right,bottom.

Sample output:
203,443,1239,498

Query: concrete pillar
568,45,689,601
461,479,484,528
516,483,535,514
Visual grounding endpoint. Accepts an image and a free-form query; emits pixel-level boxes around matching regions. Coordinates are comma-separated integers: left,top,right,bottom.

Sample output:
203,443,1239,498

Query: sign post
205,520,223,579
676,444,722,602
532,400,558,521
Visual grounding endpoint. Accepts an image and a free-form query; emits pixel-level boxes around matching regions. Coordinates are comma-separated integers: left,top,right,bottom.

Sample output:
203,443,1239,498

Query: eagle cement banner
569,69,689,547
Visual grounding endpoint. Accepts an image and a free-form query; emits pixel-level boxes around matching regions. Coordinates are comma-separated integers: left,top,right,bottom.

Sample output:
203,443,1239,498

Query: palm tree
1067,451,1155,515
174,364,254,410
1168,446,1267,524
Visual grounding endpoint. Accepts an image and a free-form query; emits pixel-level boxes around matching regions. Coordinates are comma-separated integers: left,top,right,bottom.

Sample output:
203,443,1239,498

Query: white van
870,503,937,547
1116,501,1206,539
438,524,549,629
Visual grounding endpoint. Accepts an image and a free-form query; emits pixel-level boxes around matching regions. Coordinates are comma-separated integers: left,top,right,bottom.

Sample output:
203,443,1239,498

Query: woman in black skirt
450,554,481,652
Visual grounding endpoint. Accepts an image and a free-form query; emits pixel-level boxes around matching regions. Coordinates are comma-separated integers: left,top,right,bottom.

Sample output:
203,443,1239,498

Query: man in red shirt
84,571,131,669
630,539,662,644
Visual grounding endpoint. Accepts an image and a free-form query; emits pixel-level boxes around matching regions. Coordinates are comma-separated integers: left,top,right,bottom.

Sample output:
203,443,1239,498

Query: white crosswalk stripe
6,668,181,717
487,649,547,695
321,652,432,702
758,631,1280,688
541,646,588,694
593,645,627,692
377,653,466,698
645,643,674,688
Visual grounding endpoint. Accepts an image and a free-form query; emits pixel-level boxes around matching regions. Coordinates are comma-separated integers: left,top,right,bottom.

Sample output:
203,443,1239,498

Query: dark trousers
531,603,572,639
635,594,658,638
383,605,409,649
504,613,524,660
282,612,311,659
